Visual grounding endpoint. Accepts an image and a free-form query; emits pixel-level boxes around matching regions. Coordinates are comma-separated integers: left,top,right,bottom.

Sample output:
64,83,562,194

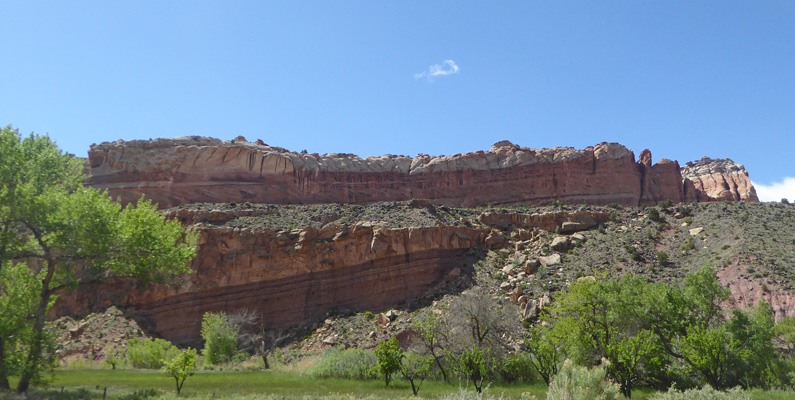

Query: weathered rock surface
53,222,487,345
682,157,759,202
86,137,757,208
51,205,611,345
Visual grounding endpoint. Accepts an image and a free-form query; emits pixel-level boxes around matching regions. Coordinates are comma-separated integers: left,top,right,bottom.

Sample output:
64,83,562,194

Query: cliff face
51,205,608,345
682,157,759,202
86,137,755,208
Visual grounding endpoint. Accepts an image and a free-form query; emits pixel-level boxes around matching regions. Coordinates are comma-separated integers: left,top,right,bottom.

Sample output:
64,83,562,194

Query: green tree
525,324,568,385
162,348,198,396
550,274,662,398
374,337,402,387
0,126,198,392
411,310,450,381
399,351,433,396
454,346,495,394
0,263,50,390
200,311,239,365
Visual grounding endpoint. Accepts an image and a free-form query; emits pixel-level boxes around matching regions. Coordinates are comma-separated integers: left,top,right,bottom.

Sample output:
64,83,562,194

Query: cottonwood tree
0,126,198,392
411,310,451,381
228,311,289,369
445,285,520,391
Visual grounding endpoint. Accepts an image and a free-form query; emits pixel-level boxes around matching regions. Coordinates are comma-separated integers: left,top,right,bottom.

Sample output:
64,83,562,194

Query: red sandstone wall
86,137,746,209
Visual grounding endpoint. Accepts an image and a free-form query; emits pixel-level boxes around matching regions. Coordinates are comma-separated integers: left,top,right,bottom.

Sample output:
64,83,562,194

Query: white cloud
414,60,459,82
752,177,795,202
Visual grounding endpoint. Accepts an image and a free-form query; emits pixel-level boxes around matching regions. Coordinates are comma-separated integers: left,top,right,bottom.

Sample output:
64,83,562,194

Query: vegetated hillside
292,200,795,351
55,200,795,364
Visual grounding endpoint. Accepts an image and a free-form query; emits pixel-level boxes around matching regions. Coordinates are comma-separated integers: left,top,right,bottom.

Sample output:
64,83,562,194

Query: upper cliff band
86,136,758,208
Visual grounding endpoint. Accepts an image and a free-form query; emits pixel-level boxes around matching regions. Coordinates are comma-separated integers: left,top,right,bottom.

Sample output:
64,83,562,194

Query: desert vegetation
4,126,795,399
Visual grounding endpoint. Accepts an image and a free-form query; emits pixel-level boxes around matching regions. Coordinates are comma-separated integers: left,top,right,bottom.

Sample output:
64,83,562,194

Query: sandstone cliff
682,157,759,202
51,202,608,345
86,137,757,208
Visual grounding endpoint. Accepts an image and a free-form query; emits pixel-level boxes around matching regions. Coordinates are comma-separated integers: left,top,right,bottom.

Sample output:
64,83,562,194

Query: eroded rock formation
86,137,757,209
51,205,607,345
682,157,759,202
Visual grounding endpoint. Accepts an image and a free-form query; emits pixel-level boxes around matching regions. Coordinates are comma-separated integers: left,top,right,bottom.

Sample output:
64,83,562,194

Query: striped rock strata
86,137,758,209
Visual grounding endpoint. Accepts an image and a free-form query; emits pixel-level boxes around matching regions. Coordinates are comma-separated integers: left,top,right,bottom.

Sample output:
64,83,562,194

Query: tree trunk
262,353,270,370
0,337,10,390
432,351,448,382
16,258,54,393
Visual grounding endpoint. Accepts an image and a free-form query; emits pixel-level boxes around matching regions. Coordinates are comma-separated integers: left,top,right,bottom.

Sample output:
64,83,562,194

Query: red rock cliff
682,157,759,202
87,137,752,208
51,205,608,345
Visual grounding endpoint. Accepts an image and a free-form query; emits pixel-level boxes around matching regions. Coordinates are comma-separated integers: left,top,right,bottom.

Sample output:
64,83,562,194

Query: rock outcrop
86,137,757,208
682,157,759,202
51,205,609,346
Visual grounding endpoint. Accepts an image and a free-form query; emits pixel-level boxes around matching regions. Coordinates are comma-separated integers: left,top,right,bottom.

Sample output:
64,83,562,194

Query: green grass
39,369,548,399
4,369,791,399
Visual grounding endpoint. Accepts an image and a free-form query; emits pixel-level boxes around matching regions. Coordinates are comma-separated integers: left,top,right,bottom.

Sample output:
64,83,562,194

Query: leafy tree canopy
0,126,197,392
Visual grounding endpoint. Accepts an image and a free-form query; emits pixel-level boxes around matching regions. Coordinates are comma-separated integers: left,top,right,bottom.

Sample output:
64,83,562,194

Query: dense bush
306,348,378,380
546,359,621,400
126,338,179,369
201,311,239,365
499,352,538,383
532,266,786,397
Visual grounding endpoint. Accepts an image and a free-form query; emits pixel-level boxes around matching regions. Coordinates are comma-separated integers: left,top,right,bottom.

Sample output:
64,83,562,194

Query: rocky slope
52,201,793,347
85,137,757,208
51,202,608,346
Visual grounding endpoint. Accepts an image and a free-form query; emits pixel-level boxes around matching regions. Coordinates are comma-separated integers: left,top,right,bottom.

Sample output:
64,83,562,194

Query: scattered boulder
377,313,391,326
689,227,704,236
540,254,561,267
523,293,552,322
485,231,507,248
550,236,570,252
524,299,539,322
385,309,399,321
525,259,540,274
560,221,589,233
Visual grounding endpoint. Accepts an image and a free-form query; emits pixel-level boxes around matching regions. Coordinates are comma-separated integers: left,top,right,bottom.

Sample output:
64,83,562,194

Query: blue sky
2,1,793,201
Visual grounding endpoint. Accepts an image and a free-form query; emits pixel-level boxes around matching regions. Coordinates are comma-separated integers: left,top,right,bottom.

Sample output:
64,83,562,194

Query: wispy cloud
414,60,459,82
752,177,795,202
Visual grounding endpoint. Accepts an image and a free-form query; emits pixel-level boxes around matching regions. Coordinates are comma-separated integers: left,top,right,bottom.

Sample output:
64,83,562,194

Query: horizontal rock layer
86,137,758,208
51,207,606,345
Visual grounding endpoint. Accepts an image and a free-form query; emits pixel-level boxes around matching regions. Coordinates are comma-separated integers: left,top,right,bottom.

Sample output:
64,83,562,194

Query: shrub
438,388,508,400
306,348,378,380
546,360,621,400
499,352,538,383
201,311,239,365
624,245,642,262
649,385,749,400
648,208,662,222
656,251,669,265
126,338,179,369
